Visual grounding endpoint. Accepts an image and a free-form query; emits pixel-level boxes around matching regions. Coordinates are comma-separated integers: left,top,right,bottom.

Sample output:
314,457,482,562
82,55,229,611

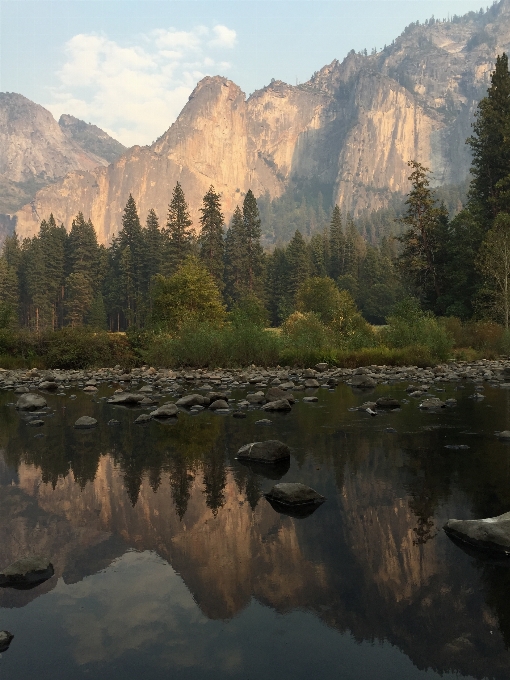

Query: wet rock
232,411,247,418
175,394,207,408
246,392,266,405
118,374,132,381
255,419,272,425
83,386,97,393
39,381,58,391
444,511,510,555
237,440,290,463
27,419,44,427
238,457,290,480
74,416,97,429
303,396,318,402
304,378,320,388
279,381,295,390
264,482,325,506
139,397,155,405
14,386,29,394
135,413,152,424
445,398,458,407
350,375,377,388
497,430,510,440
209,399,229,410
265,387,295,403
151,403,178,418
419,397,445,409
0,630,13,652
315,363,329,372
15,393,47,411
303,369,317,378
207,391,228,402
107,393,145,405
445,444,470,450
376,397,400,409
262,399,292,412
139,385,153,393
107,419,121,426
0,555,54,588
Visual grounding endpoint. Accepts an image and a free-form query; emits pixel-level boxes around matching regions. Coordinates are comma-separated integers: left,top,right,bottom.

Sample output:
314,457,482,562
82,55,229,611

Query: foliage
198,185,225,288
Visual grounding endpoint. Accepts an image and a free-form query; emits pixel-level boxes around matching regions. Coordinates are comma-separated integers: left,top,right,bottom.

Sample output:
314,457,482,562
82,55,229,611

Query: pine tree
467,53,510,226
224,206,246,304
198,186,225,288
242,190,264,296
65,271,93,327
144,208,163,288
87,291,108,330
265,247,289,325
328,205,344,280
39,214,67,329
285,230,311,304
165,182,194,274
66,213,101,286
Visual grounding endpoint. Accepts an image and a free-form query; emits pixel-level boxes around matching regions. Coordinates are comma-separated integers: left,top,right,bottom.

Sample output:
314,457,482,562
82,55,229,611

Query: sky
0,0,490,146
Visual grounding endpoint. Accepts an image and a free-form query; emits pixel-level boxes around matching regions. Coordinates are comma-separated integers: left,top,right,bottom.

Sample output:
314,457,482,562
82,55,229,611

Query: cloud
45,25,237,147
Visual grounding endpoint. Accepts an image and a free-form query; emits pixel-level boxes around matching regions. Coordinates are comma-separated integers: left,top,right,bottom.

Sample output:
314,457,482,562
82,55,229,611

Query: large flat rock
0,556,54,588
265,482,325,507
444,511,510,554
236,440,291,464
15,393,47,411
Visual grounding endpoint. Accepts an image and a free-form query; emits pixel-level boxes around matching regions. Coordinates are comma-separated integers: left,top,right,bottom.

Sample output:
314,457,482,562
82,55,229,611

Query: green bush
43,329,135,369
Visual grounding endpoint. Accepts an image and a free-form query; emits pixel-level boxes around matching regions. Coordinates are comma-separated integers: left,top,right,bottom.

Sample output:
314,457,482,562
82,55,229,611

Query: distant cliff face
58,115,127,165
12,0,510,242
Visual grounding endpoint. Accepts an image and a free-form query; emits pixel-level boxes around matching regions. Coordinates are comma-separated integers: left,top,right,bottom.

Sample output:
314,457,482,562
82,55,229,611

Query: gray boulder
315,363,329,372
83,385,97,393
419,397,445,409
14,386,29,394
265,387,295,403
0,630,13,652
207,391,228,402
209,399,229,410
237,440,291,463
0,555,54,587
303,396,318,402
107,393,145,405
15,393,47,411
444,511,510,555
135,413,152,424
151,403,178,418
74,416,97,429
176,394,207,407
265,483,325,506
304,378,320,388
262,399,292,412
39,381,58,391
350,375,377,388
498,430,510,440
246,392,266,404
376,397,400,409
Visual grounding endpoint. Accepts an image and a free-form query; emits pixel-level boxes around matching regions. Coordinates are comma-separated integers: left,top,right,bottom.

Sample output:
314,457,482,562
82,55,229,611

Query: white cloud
45,25,237,147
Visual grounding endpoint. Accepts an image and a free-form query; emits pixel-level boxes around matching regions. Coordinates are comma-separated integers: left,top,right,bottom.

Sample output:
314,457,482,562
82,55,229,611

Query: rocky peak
59,114,127,164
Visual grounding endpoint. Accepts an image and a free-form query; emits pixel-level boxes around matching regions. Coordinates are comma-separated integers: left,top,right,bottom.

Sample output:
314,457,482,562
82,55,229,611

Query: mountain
11,1,510,243
0,93,126,221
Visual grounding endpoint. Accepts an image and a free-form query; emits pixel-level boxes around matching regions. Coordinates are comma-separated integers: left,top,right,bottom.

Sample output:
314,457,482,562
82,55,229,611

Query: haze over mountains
4,0,510,243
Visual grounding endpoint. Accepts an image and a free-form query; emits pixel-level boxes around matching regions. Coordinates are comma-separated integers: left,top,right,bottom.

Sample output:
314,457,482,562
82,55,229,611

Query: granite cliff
11,1,510,242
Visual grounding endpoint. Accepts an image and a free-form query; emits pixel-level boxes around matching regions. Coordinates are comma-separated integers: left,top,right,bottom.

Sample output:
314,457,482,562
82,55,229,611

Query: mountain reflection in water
1,383,510,679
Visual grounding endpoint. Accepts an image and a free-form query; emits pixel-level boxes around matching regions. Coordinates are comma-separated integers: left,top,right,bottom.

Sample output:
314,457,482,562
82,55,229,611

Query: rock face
0,555,54,587
13,3,510,241
444,511,510,554
237,440,291,464
58,114,126,164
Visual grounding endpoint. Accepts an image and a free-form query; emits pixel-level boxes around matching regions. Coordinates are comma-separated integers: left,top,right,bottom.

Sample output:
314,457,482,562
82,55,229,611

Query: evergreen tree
66,213,101,286
144,208,163,289
265,247,290,325
39,214,67,329
242,190,264,296
224,206,246,304
165,182,194,274
198,186,225,288
65,271,94,327
310,231,329,277
285,230,311,304
87,291,108,330
328,205,344,280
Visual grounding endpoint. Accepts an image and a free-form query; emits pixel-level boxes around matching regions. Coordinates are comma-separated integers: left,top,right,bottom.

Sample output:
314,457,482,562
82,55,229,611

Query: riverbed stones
237,440,291,463
0,631,13,652
151,403,178,418
74,416,97,429
15,393,47,411
262,399,292,412
264,483,325,506
444,511,510,554
0,556,54,587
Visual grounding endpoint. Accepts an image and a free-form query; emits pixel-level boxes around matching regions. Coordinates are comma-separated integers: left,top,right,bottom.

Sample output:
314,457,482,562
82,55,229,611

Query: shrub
43,329,135,369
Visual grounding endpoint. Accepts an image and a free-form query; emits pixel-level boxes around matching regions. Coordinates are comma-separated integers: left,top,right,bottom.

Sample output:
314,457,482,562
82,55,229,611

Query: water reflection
0,383,510,678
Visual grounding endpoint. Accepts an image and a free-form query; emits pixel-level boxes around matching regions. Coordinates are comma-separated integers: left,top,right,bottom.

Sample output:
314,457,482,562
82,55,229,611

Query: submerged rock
265,482,325,506
376,397,400,409
15,393,47,411
237,440,290,463
350,375,377,388
0,556,54,588
0,631,13,652
265,387,295,403
444,511,510,555
262,399,292,412
419,397,445,409
74,416,97,429
107,393,145,405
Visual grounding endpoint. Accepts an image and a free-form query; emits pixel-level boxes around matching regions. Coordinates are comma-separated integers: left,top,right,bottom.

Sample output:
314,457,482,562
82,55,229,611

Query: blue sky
0,0,487,145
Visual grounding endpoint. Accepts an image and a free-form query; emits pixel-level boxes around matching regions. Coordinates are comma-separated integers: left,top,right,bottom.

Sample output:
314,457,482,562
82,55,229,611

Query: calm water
1,379,510,679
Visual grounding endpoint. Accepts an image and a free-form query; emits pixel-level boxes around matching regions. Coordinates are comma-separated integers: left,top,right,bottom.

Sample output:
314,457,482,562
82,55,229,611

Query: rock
0,630,13,652
444,511,510,555
315,362,329,372
264,482,325,506
237,440,291,463
107,392,145,404
135,413,152,424
139,385,153,393
107,419,120,426
304,378,320,388
232,411,247,418
139,397,155,405
14,386,29,394
39,381,58,390
83,385,97,392
0,555,54,588
303,369,317,378
209,399,229,410
246,392,266,404
175,394,207,407
255,419,272,425
151,403,178,418
445,398,458,406
350,375,377,388
376,397,400,409
498,430,510,440
262,399,292,412
419,397,445,409
265,387,295,403
74,416,97,429
27,419,44,427
15,393,47,411
303,396,318,402
207,391,228,402
118,374,132,381
279,382,295,390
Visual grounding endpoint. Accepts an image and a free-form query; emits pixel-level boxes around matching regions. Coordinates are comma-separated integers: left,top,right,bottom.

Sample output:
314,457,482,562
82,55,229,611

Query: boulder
0,630,13,653
303,396,318,403
151,403,178,418
118,374,132,381
315,363,329,372
209,399,229,410
135,413,152,424
444,511,510,555
262,399,292,412
376,397,400,409
139,385,153,393
237,440,291,464
14,386,29,394
27,419,44,427
232,411,247,419
264,482,325,506
246,392,266,404
15,393,47,411
419,398,445,409
107,393,145,405
304,378,320,388
279,381,295,390
39,381,58,391
0,556,54,588
207,391,228,402
74,416,97,429
350,375,377,388
303,369,317,378
265,387,295,404
83,386,97,393
175,394,207,408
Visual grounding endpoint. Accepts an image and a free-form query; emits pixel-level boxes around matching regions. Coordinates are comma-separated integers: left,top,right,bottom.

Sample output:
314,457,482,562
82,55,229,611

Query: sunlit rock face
13,2,510,241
